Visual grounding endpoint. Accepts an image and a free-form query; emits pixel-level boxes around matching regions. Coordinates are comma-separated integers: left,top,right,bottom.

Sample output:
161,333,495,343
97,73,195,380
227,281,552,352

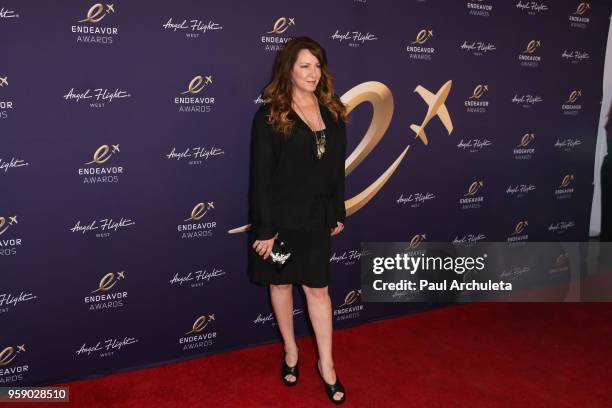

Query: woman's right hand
252,233,278,260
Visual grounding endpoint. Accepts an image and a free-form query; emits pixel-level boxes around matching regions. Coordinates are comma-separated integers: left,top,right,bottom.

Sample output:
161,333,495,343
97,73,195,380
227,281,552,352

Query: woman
248,36,348,404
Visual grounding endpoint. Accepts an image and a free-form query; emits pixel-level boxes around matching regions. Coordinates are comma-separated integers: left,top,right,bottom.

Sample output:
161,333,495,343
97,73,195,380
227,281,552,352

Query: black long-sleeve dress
248,101,347,288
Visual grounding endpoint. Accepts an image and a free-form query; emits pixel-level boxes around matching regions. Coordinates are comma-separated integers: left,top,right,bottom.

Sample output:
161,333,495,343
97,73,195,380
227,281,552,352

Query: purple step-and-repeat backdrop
1,0,610,386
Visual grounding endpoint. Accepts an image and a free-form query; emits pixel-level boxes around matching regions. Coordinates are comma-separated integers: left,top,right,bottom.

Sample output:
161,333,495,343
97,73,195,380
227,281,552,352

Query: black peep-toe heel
281,347,299,386
316,359,346,404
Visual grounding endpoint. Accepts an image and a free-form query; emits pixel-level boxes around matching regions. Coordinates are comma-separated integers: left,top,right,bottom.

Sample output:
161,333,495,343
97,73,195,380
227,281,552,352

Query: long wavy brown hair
262,36,348,135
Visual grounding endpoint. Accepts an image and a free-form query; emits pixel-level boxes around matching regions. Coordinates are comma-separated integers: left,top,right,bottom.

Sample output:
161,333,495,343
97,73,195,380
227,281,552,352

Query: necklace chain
292,94,326,159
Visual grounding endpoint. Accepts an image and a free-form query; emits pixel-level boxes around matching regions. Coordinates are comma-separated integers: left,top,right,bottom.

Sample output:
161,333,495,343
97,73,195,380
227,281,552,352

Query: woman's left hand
330,221,344,236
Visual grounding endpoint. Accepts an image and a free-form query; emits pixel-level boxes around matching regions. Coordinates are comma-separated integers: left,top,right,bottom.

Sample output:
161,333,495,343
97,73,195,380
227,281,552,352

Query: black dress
247,101,346,288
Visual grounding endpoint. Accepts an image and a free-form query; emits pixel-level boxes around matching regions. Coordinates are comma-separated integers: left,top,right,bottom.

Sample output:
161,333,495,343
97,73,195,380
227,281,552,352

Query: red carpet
12,302,612,407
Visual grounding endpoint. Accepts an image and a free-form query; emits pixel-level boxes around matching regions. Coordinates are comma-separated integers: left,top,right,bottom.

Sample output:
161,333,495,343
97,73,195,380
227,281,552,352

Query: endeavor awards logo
404,234,427,258
555,174,574,199
71,3,118,45
0,215,21,257
178,202,217,239
569,2,590,29
334,290,364,322
549,253,569,277
261,17,295,52
84,271,128,311
70,216,135,239
0,74,13,120
0,344,28,385
507,220,529,243
514,132,536,160
169,267,226,289
519,40,542,68
466,0,493,17
406,29,435,60
459,181,485,210
63,87,131,109
330,28,378,48
516,1,549,15
78,144,123,184
175,75,215,113
0,290,37,315
465,84,489,113
562,90,582,115
162,15,223,39
179,314,217,351
165,145,225,166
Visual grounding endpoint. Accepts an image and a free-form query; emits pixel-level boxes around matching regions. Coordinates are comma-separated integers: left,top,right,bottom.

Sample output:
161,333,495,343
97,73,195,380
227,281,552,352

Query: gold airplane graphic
410,80,453,146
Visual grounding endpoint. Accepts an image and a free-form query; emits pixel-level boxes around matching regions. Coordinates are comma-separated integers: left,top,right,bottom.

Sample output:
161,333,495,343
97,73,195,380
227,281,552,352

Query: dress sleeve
249,107,277,240
331,120,347,225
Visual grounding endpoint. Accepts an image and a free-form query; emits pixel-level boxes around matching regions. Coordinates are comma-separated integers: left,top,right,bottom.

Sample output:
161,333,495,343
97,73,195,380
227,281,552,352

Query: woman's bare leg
270,283,298,382
302,285,344,401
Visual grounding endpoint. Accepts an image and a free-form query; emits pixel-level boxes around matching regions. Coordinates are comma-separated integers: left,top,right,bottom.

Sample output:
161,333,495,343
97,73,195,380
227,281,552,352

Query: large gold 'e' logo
79,3,114,23
574,2,590,15
185,202,214,222
92,271,125,293
560,174,574,188
268,17,295,34
566,90,582,103
512,220,529,235
86,144,120,165
229,80,454,234
469,84,488,100
0,215,17,236
465,181,484,196
186,314,215,335
412,29,433,45
181,76,213,95
523,40,541,54
409,234,426,249
518,133,535,147
0,345,26,366
339,290,362,307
